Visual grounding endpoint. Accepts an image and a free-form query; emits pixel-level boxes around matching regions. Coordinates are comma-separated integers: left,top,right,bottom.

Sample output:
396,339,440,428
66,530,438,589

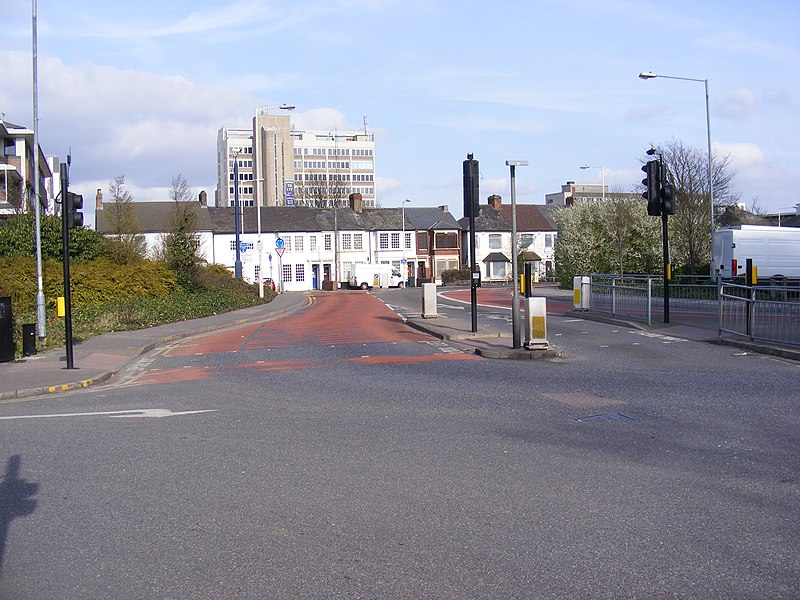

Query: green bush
441,268,471,286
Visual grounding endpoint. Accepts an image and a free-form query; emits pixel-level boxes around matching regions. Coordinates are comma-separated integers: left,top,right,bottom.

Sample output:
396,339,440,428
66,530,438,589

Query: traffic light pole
661,210,670,324
59,163,75,369
464,154,479,333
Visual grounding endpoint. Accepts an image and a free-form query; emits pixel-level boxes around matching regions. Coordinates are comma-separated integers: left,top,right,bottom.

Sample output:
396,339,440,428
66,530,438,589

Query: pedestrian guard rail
582,274,799,347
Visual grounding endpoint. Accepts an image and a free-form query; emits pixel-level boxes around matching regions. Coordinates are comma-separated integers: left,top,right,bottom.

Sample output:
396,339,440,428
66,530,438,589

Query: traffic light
661,183,676,215
642,160,661,216
65,192,83,228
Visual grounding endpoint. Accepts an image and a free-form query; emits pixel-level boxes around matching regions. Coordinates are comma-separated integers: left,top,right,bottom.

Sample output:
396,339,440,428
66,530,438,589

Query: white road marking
0,408,218,420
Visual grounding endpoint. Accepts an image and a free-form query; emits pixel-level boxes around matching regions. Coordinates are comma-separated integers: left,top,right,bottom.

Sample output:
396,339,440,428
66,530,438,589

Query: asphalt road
1,289,798,599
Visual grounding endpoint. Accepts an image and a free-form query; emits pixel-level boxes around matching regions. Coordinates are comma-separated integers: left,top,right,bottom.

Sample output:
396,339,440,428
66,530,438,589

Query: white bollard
422,282,438,318
525,297,549,349
573,276,590,311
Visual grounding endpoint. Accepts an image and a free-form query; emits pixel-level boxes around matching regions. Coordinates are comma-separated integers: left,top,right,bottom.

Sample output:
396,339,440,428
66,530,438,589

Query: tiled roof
498,204,558,231
95,202,215,234
457,206,511,231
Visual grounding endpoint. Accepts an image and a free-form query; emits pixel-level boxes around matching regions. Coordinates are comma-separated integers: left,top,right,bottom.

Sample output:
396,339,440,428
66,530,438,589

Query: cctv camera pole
59,162,75,369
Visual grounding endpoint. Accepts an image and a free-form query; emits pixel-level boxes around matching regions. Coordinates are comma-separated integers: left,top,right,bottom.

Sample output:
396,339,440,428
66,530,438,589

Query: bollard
525,297,549,349
422,282,438,318
573,276,590,311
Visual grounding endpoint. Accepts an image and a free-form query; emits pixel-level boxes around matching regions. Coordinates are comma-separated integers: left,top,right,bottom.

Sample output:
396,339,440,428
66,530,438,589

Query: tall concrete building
545,181,606,206
216,108,376,209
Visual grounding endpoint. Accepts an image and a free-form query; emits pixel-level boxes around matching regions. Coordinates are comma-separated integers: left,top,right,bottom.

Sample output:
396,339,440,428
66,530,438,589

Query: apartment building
1,118,53,219
545,181,605,206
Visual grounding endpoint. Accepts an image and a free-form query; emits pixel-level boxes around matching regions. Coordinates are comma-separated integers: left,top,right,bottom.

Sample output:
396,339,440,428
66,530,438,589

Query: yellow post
57,296,65,318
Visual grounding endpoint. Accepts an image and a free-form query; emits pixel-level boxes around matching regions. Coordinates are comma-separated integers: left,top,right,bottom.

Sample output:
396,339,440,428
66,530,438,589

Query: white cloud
715,142,765,169
716,88,757,119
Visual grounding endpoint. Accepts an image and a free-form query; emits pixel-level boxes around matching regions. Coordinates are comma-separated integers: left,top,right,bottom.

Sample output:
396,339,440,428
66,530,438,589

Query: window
284,237,292,252
379,233,389,250
404,232,412,250
434,232,458,249
391,233,400,249
295,264,305,282
520,234,534,249
230,241,254,251
490,261,507,279
341,233,352,250
282,264,292,282
310,236,317,252
545,234,554,249
488,234,502,250
354,233,363,250
255,265,260,281
294,235,304,252
324,234,332,251
417,232,428,250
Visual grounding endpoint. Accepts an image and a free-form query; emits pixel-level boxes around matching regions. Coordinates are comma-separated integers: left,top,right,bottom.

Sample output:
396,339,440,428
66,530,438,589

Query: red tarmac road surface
169,291,441,356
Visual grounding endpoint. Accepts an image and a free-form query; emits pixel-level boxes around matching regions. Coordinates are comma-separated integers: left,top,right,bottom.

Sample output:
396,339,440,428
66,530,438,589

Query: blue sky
2,0,799,226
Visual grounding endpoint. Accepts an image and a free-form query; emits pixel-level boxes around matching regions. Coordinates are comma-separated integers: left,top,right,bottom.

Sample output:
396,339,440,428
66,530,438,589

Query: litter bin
0,297,12,362
22,323,36,357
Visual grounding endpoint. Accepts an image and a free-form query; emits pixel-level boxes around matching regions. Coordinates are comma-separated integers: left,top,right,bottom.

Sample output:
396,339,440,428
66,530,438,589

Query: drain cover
576,413,633,423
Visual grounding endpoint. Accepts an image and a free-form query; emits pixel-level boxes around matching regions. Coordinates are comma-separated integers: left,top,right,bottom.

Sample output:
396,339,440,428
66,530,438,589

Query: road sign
239,242,248,253
275,238,285,249
276,248,285,258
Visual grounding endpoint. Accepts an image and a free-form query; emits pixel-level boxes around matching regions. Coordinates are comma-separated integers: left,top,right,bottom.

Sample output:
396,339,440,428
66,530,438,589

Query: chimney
488,194,502,209
437,205,448,213
349,192,363,213
199,190,207,206
95,188,103,210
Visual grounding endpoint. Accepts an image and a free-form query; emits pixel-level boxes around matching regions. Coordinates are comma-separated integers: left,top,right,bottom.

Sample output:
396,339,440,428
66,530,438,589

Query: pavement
1,286,797,402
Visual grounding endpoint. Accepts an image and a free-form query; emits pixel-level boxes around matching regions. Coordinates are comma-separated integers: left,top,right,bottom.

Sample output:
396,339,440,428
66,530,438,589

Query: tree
652,139,739,274
553,198,660,287
0,213,103,261
161,174,201,288
103,175,146,263
295,174,351,208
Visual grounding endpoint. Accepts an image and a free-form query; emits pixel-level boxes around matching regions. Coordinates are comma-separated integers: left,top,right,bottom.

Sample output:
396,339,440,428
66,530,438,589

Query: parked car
263,277,276,291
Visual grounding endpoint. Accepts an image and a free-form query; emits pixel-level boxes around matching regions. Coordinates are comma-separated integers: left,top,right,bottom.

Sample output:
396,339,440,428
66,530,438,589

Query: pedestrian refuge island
422,283,438,318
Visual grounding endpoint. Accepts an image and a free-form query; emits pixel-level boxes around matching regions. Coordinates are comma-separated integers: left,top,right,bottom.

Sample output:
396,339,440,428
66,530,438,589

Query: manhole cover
575,413,634,423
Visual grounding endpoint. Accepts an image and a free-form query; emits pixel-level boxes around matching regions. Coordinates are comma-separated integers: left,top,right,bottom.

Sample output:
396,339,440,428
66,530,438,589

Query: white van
349,263,404,289
713,225,800,279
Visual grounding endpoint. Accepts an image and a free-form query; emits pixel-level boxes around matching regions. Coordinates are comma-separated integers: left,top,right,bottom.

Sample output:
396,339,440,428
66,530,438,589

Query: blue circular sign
275,238,285,249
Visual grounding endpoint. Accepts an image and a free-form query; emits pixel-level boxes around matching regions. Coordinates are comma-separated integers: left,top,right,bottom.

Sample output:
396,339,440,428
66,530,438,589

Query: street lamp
639,71,714,272
232,148,243,279
506,160,528,350
401,199,410,285
579,165,605,200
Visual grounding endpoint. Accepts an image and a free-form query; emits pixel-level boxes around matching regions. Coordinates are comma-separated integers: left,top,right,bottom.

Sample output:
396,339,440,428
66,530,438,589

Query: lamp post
401,199,410,285
506,160,528,350
232,148,243,279
579,165,605,200
639,71,714,272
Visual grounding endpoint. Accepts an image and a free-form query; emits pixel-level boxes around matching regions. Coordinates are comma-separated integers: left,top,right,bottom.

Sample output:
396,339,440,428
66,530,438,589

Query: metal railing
584,274,800,348
719,282,800,346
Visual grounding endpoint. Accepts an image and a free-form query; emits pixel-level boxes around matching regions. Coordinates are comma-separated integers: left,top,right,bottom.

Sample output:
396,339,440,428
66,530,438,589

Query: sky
2,0,799,228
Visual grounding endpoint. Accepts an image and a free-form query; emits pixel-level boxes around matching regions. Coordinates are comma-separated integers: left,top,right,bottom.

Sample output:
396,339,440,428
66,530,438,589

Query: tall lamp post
579,165,605,200
506,160,528,350
639,71,714,273
401,199,410,285
232,148,243,279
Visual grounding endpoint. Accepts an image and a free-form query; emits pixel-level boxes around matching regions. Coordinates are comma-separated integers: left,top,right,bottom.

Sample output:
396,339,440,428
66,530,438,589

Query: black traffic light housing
661,183,676,215
642,160,661,216
66,192,83,228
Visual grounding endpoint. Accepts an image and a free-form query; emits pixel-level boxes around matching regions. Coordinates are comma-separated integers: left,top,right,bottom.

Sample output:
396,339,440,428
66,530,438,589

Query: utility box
0,297,13,363
422,282,438,318
524,297,549,349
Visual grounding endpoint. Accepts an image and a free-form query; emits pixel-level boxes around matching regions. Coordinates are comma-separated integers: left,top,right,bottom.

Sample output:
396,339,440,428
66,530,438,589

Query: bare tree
650,139,739,274
296,173,351,208
161,174,201,287
104,175,146,262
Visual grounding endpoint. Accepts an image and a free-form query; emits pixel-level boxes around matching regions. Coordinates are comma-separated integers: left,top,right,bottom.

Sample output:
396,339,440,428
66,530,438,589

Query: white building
1,118,54,218
216,108,376,210
545,181,605,206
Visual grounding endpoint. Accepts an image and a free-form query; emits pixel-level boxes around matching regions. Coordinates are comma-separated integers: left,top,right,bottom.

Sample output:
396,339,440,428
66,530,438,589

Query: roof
457,206,511,232
405,207,461,230
96,202,215,234
498,204,558,231
482,252,510,263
